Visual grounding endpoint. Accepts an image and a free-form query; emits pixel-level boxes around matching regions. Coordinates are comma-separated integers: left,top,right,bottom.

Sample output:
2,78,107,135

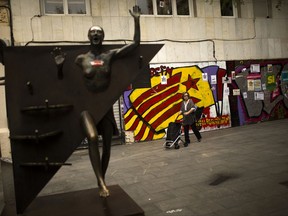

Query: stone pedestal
1,185,144,216
0,129,16,216
0,159,16,216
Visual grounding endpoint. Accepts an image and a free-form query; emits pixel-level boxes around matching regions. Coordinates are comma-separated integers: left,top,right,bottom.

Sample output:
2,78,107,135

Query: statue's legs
81,111,109,197
97,116,113,178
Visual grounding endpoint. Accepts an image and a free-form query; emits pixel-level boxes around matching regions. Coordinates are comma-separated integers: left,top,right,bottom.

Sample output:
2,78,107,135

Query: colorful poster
202,73,208,81
267,64,273,73
247,79,254,91
224,87,230,96
233,89,240,96
211,75,217,84
266,73,276,91
254,79,262,91
243,92,247,99
281,70,288,83
254,92,264,100
250,64,260,73
161,75,167,85
231,71,236,80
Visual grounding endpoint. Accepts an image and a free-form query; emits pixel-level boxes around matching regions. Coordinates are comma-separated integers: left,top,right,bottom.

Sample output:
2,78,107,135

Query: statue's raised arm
114,5,141,58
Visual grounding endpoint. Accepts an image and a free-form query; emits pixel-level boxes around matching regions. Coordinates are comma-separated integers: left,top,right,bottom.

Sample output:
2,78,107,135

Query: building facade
1,0,288,143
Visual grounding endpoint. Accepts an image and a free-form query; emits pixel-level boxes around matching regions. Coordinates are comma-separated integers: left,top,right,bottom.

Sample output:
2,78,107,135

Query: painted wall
123,59,288,142
123,62,231,142
228,59,288,126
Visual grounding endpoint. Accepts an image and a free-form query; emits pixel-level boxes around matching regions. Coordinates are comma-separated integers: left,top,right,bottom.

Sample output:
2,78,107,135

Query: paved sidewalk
36,119,288,215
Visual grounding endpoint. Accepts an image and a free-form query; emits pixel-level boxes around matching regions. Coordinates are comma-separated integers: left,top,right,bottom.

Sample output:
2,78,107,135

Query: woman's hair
182,92,190,100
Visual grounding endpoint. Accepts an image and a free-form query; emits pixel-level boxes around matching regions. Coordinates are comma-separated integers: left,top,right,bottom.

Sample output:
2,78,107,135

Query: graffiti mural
121,60,288,142
123,63,231,142
232,60,288,125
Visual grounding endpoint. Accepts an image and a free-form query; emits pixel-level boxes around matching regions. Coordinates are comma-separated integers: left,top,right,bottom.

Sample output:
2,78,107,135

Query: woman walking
179,92,202,147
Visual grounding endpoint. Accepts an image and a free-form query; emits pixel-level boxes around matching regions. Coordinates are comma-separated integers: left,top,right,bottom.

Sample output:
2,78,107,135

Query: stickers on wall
243,92,248,99
231,71,236,80
161,75,167,85
254,92,264,100
281,70,288,83
267,64,273,73
211,75,217,84
250,64,260,73
202,73,208,81
233,89,240,96
224,87,230,96
254,79,262,91
247,79,254,91
246,74,262,94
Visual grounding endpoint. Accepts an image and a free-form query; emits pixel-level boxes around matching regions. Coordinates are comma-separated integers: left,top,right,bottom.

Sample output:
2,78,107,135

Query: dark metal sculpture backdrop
4,44,162,214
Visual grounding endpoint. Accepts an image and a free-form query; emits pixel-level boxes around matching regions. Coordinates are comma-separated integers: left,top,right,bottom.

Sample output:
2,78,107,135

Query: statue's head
88,26,105,46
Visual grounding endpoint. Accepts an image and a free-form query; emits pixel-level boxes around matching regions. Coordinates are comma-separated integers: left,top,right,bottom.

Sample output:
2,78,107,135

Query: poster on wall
247,79,254,91
267,64,273,73
254,92,264,100
231,71,236,80
203,73,208,81
224,87,230,96
211,75,217,84
161,75,167,85
266,73,276,91
281,70,288,83
250,64,260,73
254,79,262,91
233,89,240,96
243,92,248,99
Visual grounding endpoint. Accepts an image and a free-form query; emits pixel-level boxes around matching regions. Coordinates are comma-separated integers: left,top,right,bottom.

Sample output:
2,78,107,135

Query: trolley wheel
175,144,180,149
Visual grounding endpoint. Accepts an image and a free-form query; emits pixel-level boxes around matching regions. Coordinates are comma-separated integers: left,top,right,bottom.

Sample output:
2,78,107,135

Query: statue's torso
78,50,115,92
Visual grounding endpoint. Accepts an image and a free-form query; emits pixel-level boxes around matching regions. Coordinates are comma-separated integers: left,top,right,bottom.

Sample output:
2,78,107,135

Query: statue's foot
99,186,110,197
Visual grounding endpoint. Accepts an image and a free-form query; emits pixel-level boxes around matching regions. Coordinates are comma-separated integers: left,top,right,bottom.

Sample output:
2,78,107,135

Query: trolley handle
174,114,182,123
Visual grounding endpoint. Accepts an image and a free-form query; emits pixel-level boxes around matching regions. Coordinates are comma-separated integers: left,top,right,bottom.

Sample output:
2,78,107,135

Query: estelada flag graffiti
123,66,214,141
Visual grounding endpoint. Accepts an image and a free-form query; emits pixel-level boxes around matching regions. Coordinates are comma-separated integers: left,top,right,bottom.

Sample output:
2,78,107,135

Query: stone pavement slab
3,119,288,216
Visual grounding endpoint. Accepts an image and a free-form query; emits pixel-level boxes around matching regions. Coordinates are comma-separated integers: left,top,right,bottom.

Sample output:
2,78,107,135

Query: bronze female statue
75,6,140,197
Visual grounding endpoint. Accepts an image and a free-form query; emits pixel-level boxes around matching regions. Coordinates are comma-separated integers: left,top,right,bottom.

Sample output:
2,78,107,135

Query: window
253,0,272,18
176,0,189,15
220,0,233,16
42,0,89,15
137,0,191,16
44,0,64,14
137,0,154,15
68,0,86,14
157,0,172,15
